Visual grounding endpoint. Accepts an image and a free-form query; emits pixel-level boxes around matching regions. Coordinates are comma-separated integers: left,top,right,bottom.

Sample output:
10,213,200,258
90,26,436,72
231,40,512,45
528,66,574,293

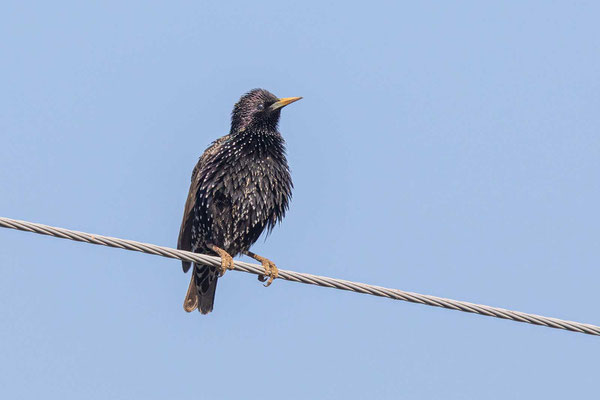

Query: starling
177,88,301,314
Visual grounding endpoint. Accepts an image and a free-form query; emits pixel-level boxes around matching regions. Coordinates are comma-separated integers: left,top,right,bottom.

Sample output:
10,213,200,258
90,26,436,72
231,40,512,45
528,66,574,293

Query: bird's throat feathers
230,111,281,135
229,126,287,160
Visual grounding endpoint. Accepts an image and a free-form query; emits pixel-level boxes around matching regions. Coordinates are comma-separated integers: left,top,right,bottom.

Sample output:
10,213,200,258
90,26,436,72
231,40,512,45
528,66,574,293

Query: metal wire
1,216,598,336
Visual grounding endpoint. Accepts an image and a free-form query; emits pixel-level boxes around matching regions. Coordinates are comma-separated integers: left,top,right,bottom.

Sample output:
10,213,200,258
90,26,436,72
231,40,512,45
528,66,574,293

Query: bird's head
230,88,302,134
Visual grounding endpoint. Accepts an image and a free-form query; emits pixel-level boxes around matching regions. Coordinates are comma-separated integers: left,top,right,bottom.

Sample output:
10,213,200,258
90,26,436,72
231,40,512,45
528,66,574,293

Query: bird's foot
245,251,279,287
209,244,234,277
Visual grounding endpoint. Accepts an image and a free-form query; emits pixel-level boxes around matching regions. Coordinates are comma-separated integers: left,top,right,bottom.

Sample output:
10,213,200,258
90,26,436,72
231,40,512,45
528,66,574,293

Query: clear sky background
1,1,599,399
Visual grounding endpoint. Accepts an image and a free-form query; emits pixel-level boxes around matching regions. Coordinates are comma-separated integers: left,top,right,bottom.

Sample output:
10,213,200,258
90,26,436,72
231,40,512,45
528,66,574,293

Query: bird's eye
256,103,265,111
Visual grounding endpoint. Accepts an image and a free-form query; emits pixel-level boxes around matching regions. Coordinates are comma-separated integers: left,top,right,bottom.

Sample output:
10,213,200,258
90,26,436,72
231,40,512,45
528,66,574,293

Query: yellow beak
269,96,303,111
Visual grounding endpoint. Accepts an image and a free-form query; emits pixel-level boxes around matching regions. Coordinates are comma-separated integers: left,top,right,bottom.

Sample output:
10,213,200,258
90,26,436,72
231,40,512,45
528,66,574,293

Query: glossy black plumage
177,89,298,314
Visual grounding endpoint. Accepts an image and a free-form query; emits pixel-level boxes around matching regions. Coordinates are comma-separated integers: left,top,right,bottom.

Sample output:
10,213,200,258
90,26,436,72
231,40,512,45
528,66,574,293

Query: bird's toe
263,261,279,287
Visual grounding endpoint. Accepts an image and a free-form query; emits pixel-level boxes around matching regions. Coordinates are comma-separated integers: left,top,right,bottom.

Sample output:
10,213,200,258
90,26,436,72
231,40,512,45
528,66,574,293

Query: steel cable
1,216,598,336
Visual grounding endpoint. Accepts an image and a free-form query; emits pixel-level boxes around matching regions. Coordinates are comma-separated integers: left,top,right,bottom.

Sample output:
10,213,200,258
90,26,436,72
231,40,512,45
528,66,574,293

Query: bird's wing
177,134,230,272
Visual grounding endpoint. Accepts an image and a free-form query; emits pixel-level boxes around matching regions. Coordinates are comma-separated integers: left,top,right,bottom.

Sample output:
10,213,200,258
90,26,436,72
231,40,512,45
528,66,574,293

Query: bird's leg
244,251,279,287
208,244,234,277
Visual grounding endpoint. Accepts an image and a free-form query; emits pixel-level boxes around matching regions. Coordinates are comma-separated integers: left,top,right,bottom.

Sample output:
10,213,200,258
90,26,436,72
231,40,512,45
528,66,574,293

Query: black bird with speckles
177,89,301,314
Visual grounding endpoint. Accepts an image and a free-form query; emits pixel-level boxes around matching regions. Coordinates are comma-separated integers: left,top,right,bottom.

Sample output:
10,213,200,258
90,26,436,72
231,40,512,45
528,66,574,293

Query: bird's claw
257,259,279,287
209,244,234,277
218,252,234,277
246,251,279,287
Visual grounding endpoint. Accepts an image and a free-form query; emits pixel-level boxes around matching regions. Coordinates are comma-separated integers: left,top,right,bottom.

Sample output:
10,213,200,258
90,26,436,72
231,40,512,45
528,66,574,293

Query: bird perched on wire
177,88,301,314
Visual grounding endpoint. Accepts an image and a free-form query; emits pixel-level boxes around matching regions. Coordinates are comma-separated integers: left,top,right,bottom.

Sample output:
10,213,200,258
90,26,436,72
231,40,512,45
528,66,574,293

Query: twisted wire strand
1,216,598,336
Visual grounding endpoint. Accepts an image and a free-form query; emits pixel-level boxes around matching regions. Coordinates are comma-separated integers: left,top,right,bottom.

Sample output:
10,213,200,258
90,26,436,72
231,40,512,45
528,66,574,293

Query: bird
177,88,301,314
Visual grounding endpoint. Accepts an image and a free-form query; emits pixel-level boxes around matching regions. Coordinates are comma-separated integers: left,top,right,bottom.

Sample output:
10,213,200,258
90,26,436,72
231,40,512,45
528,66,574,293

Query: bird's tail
183,264,219,314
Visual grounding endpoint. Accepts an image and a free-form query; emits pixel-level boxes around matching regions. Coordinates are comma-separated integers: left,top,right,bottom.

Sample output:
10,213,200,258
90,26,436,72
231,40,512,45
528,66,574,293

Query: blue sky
1,1,599,399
